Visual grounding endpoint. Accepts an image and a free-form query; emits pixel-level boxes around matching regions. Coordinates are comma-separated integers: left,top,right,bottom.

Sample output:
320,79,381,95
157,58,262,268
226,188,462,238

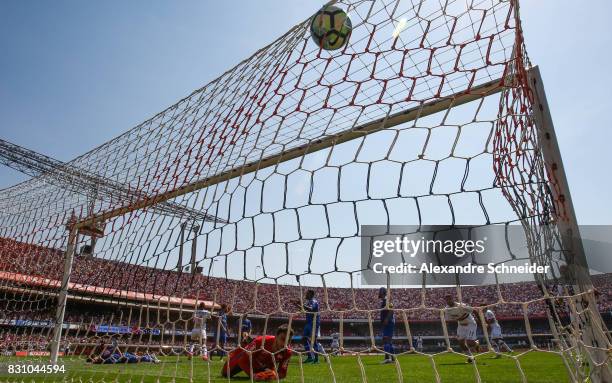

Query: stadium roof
0,270,218,310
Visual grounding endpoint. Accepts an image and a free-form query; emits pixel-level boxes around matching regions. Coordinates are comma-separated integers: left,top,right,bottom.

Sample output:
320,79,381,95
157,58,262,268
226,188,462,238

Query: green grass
0,351,571,383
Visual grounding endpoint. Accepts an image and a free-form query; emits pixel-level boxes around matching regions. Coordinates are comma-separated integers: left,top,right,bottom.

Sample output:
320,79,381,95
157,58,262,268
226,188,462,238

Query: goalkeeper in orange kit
221,324,293,381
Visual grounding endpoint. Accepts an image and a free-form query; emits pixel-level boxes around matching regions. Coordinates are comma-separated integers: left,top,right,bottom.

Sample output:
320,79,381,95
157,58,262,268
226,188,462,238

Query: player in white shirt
189,303,210,361
330,332,340,355
416,336,423,352
444,295,480,363
484,309,511,357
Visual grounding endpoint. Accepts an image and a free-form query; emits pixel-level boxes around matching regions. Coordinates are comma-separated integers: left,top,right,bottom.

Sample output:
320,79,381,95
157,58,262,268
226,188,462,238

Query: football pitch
1,352,570,382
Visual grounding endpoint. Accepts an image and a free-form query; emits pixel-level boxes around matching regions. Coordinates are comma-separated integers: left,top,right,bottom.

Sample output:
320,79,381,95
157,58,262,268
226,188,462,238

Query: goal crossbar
74,77,505,229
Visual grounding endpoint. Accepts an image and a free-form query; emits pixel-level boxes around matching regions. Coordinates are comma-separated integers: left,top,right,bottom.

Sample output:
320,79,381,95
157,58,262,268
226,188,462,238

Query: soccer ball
310,5,352,51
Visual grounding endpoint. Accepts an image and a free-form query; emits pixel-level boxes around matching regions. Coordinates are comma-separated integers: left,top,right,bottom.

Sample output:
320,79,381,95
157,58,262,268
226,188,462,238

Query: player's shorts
382,322,395,338
303,325,320,340
191,328,206,341
102,353,122,364
187,344,196,354
140,354,158,363
222,348,249,377
123,352,139,363
218,331,228,344
490,323,502,339
457,323,477,341
331,341,340,349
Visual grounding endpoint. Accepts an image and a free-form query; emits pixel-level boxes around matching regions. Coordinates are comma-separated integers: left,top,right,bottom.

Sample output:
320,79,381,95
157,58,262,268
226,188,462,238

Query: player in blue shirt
100,338,121,364
240,315,253,346
216,304,230,360
379,287,395,364
121,351,140,364
294,290,321,364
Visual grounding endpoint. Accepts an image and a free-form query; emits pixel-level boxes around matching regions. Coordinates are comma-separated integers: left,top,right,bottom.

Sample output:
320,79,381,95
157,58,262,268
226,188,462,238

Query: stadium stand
1,238,610,321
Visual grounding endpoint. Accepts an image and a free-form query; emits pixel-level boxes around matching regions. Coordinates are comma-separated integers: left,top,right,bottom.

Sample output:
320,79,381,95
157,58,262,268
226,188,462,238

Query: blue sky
1,0,611,230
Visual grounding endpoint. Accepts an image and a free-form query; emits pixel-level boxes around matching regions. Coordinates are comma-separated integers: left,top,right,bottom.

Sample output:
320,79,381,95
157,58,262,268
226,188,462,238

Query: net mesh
1,0,610,382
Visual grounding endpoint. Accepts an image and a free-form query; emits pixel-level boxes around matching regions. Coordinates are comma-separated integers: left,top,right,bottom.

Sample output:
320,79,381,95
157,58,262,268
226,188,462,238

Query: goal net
0,0,610,382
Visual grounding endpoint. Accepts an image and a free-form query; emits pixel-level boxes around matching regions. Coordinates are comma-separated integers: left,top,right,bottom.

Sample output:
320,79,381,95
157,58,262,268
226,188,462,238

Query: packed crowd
0,333,50,352
1,238,610,321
